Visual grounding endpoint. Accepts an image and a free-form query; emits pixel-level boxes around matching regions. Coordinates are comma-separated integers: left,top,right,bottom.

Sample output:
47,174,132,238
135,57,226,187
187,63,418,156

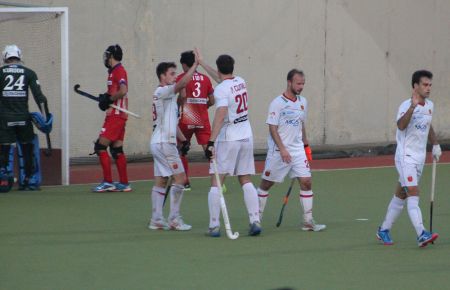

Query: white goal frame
0,7,69,185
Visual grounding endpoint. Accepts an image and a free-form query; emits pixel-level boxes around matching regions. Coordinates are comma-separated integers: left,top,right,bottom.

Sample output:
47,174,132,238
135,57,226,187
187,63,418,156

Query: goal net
0,7,69,185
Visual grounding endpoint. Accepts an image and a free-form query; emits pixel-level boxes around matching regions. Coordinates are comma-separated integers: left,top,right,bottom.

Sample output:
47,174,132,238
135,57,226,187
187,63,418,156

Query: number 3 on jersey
235,92,248,114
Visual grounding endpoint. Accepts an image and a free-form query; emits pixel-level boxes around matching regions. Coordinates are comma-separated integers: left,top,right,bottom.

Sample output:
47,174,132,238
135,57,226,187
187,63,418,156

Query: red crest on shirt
173,163,178,170
407,176,413,182
264,171,271,177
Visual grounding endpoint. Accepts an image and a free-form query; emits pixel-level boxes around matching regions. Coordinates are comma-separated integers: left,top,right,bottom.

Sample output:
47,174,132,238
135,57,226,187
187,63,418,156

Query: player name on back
3,67,24,73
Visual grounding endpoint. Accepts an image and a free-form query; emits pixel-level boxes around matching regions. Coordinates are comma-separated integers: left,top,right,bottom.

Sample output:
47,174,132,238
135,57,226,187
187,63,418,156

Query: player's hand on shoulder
204,141,215,160
98,93,112,111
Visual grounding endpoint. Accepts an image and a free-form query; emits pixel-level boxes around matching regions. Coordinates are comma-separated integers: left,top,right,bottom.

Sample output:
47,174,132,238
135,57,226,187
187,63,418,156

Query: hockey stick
276,179,295,227
212,158,239,240
73,84,141,118
39,102,52,156
430,158,437,234
163,176,173,207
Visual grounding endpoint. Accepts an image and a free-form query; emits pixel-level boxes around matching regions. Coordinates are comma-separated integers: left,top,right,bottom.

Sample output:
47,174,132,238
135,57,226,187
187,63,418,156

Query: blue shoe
92,181,115,192
377,227,394,245
110,182,132,192
206,226,221,237
417,230,438,248
249,222,262,236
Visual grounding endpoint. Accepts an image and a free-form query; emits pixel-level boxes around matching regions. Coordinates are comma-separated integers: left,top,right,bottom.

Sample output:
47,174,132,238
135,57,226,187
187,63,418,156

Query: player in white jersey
148,56,199,231
257,69,326,232
196,49,261,237
377,70,442,247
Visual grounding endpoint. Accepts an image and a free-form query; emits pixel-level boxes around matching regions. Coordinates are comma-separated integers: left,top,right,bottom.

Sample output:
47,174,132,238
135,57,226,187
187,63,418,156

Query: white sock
243,182,260,224
208,187,221,228
151,186,166,220
407,196,425,236
257,188,269,220
300,190,314,222
168,184,184,220
381,196,405,230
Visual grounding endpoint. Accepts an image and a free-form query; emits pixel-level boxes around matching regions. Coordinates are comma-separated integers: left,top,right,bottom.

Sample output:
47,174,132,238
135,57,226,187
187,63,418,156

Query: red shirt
176,71,213,126
107,63,128,119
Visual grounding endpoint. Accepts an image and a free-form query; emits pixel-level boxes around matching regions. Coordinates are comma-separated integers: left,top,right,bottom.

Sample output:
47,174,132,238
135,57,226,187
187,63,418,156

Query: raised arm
195,47,221,83
397,95,419,130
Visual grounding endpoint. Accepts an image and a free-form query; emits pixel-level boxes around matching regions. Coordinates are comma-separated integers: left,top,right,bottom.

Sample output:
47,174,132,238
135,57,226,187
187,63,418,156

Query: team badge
407,176,413,182
172,163,178,169
264,171,271,177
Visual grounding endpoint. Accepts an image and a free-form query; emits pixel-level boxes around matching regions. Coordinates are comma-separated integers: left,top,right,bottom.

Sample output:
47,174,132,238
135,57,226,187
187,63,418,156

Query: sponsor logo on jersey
285,119,300,126
415,124,428,132
233,115,248,124
187,98,208,104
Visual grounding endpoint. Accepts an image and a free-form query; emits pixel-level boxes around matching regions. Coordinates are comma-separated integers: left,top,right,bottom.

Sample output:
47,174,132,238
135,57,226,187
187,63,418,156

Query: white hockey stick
110,104,141,119
212,158,239,240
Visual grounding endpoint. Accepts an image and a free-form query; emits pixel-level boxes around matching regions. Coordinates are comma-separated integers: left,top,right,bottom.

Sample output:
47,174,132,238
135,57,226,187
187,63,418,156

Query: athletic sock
115,153,128,184
257,188,269,220
300,190,314,222
151,186,166,221
181,155,190,184
98,151,113,183
381,196,405,230
407,196,425,236
168,184,184,220
243,182,260,224
208,187,221,228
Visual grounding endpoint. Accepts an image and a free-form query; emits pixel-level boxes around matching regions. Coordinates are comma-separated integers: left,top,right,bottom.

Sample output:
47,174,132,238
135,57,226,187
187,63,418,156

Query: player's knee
110,146,124,160
300,178,312,190
94,139,108,155
259,178,274,191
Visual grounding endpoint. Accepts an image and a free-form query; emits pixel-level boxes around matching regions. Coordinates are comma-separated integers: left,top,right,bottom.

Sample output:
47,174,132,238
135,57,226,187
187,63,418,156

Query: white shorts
395,159,424,187
150,143,184,177
262,152,311,183
209,138,255,176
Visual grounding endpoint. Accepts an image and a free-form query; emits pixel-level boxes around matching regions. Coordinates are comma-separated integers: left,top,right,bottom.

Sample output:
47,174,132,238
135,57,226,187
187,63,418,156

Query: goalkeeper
0,45,51,191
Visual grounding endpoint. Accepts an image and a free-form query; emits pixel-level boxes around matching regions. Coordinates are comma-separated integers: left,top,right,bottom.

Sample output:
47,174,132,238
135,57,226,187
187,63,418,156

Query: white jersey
395,98,434,164
214,76,253,141
151,84,178,144
266,94,307,156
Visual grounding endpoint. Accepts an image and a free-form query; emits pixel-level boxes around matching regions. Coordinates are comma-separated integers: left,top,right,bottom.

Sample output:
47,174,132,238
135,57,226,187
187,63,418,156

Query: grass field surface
1,164,449,290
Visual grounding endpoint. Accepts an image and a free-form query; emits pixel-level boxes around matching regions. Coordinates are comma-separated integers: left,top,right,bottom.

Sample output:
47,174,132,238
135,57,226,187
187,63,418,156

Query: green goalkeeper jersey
0,63,47,121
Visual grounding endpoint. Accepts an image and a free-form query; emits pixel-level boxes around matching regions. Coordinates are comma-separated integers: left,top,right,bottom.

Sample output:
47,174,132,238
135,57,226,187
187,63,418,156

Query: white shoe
148,218,169,230
169,216,192,231
301,219,326,232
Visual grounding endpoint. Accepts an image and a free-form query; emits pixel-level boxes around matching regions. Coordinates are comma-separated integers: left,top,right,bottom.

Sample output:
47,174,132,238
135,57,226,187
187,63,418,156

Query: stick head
73,84,80,91
226,231,239,240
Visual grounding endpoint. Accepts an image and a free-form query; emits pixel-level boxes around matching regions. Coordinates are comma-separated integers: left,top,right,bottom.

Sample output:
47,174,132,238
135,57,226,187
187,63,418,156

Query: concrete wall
2,0,450,158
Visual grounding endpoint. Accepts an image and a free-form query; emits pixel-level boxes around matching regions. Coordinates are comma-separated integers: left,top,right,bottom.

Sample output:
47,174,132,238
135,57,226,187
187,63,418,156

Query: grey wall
2,0,450,158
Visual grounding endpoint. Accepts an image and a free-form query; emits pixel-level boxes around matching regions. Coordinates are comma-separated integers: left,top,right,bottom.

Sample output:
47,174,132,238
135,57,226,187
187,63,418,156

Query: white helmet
2,45,22,61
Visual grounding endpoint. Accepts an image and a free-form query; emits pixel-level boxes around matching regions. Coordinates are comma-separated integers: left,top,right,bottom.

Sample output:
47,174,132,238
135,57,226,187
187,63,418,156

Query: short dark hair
180,51,195,68
412,70,432,88
156,62,176,80
216,54,234,75
287,69,304,81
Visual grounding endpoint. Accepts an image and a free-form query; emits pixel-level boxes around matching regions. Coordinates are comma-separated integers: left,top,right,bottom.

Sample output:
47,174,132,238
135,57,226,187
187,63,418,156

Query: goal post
0,7,69,185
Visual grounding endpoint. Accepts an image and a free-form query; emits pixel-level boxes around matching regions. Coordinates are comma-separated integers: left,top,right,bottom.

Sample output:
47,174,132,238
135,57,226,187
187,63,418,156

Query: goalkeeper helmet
103,44,122,68
30,112,53,134
2,44,22,62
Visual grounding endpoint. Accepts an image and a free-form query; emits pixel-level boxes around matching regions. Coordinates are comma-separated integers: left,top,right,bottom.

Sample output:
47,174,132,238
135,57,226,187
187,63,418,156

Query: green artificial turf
1,164,449,290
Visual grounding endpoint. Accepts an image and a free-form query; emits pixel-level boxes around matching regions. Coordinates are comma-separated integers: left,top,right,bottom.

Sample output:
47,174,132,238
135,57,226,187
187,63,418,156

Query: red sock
115,153,128,184
99,151,112,183
181,154,189,184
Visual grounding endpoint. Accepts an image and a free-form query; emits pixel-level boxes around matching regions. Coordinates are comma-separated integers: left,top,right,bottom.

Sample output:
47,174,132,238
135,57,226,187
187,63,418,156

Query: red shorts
99,116,126,142
179,123,211,145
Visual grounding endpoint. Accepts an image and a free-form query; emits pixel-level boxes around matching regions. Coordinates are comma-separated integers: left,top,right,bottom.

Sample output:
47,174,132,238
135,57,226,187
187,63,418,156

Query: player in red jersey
93,44,131,192
176,50,214,190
